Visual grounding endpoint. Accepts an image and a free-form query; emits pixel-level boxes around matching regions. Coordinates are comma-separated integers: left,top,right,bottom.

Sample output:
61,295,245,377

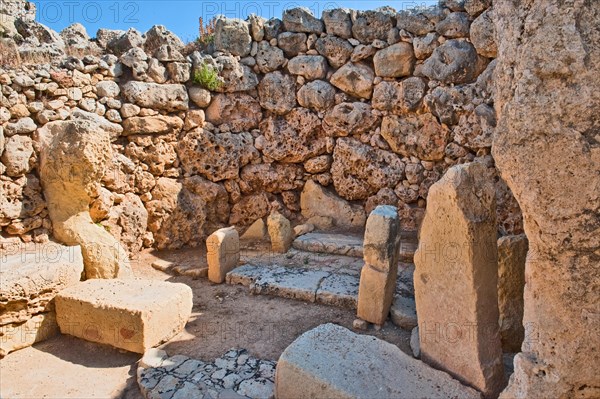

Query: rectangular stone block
207,227,240,284
55,279,193,353
1,244,84,325
267,212,293,253
363,205,400,272
0,312,59,357
356,263,398,325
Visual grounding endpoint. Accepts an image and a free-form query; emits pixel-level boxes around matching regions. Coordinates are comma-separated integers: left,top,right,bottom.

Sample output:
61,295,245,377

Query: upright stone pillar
414,162,504,398
207,227,240,284
357,205,400,325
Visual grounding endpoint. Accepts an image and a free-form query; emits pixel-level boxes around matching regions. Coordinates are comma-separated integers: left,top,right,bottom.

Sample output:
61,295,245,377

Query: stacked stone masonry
0,1,523,253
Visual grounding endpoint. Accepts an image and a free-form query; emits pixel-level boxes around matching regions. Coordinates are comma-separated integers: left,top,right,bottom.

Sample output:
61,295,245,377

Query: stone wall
0,1,523,252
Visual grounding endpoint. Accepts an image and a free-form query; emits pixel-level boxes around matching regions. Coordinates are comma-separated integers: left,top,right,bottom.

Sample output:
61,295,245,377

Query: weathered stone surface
188,87,211,108
351,10,394,43
55,279,192,353
493,3,600,397
96,80,120,98
267,212,293,253
107,28,143,56
214,18,251,57
166,62,190,83
292,232,363,258
287,55,328,81
372,78,426,114
38,120,132,279
277,32,307,57
497,234,527,353
322,9,353,38
422,39,479,84
121,81,188,112
413,32,440,59
322,102,379,137
5,117,36,136
258,71,297,115
207,227,240,284
282,7,324,34
240,163,303,193
275,323,482,399
470,9,496,58
177,129,257,182
411,326,420,358
260,108,326,163
390,295,418,330
229,193,270,226
205,93,261,132
330,63,374,99
240,218,267,241
381,113,450,161
122,115,183,136
255,41,285,73
0,312,59,357
300,180,366,229
1,135,33,177
297,80,336,110
396,9,437,35
212,54,258,93
104,192,148,254
436,12,470,38
0,244,83,325
144,25,184,55
0,175,45,226
71,109,124,141
373,43,415,78
315,36,353,69
331,138,405,200
465,0,491,17
414,162,504,397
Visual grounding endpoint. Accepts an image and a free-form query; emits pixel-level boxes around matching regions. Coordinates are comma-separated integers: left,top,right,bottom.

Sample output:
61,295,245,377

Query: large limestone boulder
205,93,262,132
422,39,480,84
275,323,482,399
330,62,375,99
315,36,353,69
282,7,324,34
38,120,132,279
373,42,415,78
351,10,394,43
121,81,188,112
55,279,192,353
0,174,45,228
414,162,504,397
381,113,450,161
214,17,252,57
207,227,240,284
322,102,379,137
1,135,34,177
144,25,184,55
372,78,426,114
297,80,336,111
493,2,600,397
258,71,297,115
300,180,366,229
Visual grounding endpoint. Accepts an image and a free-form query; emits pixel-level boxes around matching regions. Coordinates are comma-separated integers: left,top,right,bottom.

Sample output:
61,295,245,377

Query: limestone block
390,295,418,330
300,180,366,230
55,279,193,353
356,263,398,326
414,162,504,397
207,227,240,284
240,218,267,241
267,212,293,253
0,313,59,357
275,323,482,399
362,205,400,273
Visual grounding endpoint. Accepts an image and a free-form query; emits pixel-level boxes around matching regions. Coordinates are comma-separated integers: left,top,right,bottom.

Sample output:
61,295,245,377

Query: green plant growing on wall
193,62,222,91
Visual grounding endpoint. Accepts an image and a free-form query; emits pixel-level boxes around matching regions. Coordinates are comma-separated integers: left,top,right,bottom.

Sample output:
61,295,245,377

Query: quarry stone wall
0,0,523,252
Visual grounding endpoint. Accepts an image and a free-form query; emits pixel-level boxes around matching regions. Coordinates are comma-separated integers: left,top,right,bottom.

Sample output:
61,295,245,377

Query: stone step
292,232,418,262
55,279,193,353
275,323,482,399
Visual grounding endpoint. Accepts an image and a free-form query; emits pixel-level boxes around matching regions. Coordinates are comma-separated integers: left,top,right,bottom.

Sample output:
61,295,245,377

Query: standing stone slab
207,227,240,284
414,162,504,397
275,323,482,399
55,279,193,353
267,212,293,253
357,205,400,325
497,234,528,353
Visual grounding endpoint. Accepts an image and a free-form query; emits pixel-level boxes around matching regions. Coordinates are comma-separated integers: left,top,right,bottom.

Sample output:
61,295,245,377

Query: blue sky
32,0,438,43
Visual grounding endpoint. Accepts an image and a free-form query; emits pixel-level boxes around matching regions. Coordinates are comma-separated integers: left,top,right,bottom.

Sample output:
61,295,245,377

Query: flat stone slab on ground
275,323,482,399
316,273,359,309
55,279,193,353
292,233,364,258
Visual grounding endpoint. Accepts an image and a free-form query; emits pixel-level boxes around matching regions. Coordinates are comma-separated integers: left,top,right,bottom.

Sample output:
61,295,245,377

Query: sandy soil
0,246,411,399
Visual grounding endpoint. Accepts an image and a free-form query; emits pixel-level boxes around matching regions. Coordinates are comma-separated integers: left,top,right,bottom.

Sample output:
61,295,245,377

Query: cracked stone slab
138,348,276,399
292,233,364,257
251,266,330,303
316,273,359,309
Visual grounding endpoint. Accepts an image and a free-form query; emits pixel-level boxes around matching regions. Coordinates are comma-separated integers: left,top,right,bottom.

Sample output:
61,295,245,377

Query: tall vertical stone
267,212,294,253
414,162,504,398
493,2,600,398
207,227,240,284
357,205,400,325
497,234,528,353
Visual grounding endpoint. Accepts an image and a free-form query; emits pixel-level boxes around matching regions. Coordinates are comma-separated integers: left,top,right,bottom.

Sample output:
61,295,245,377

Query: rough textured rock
229,193,270,226
205,93,261,132
240,163,303,193
315,36,353,69
177,129,257,182
497,234,528,353
414,163,504,397
330,63,375,99
277,32,307,57
381,113,450,161
55,279,192,353
470,9,496,58
258,71,297,115
282,7,324,34
331,138,405,200
207,227,240,284
300,180,366,229
122,115,183,136
396,8,437,35
287,55,328,81
38,120,132,279
255,41,285,73
390,295,418,330
493,2,600,398
267,212,293,253
436,12,470,38
0,312,59,357
121,81,188,112
351,10,394,43
372,78,426,114
260,108,326,163
422,39,479,84
1,135,33,177
297,80,336,110
322,102,379,137
144,25,184,55
322,9,353,39
275,324,482,399
373,43,415,78
214,18,251,57
357,205,400,325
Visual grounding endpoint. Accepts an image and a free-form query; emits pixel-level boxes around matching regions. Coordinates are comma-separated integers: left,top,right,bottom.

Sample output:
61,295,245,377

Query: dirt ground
0,246,411,399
